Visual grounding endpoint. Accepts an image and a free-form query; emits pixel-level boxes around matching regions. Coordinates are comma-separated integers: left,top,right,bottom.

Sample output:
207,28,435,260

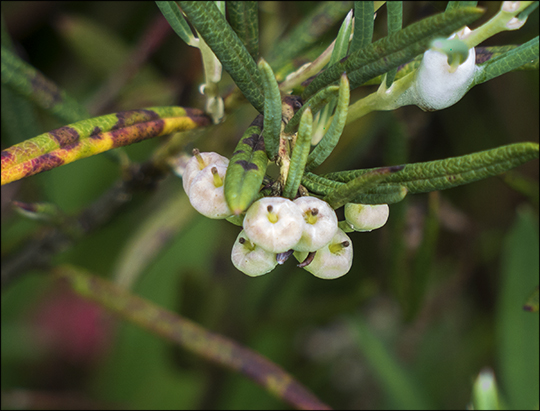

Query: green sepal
306,73,350,171
258,59,282,160
283,107,313,199
224,115,268,214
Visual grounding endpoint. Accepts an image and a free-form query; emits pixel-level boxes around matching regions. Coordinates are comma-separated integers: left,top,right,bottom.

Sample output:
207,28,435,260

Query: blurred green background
1,2,538,409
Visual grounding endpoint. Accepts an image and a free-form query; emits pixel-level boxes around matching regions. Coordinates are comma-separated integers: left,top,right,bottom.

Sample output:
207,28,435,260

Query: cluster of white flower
178,151,390,280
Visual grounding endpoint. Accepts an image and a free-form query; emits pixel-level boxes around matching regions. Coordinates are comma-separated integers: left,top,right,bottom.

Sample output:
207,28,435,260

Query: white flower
344,203,389,232
182,150,229,195
293,196,338,252
243,197,304,253
231,230,278,276
294,229,353,279
188,164,232,219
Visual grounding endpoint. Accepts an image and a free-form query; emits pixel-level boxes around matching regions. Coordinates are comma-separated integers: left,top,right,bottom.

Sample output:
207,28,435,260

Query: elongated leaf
446,1,479,12
518,1,539,20
179,1,265,113
55,265,331,410
329,9,354,66
350,1,374,55
303,7,484,98
385,1,403,87
156,1,197,46
312,9,353,145
497,210,540,409
360,44,538,87
227,1,259,61
283,108,313,199
324,142,539,193
474,36,539,86
306,74,350,171
1,106,211,186
324,165,405,209
258,59,282,160
1,46,89,124
284,85,340,134
224,115,268,214
268,1,353,71
302,171,408,204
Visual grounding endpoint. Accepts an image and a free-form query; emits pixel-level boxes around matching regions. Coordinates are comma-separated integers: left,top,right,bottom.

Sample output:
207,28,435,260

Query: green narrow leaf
1,106,211,185
227,1,259,61
224,115,268,214
350,1,374,55
258,59,282,160
303,7,484,98
324,165,405,209
518,1,539,20
385,1,403,88
179,1,265,113
268,1,353,71
329,9,354,66
282,108,313,199
472,369,501,410
1,17,40,144
1,46,89,124
497,209,539,409
301,171,408,204
306,74,350,171
473,36,539,86
446,1,479,12
284,85,340,134
156,1,197,46
324,142,539,194
312,9,353,144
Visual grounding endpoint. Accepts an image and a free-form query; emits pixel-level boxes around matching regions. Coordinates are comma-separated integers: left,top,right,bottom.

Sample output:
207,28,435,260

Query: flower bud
188,164,232,219
243,197,304,253
344,203,389,232
293,196,338,252
231,230,278,276
182,149,229,195
294,229,353,279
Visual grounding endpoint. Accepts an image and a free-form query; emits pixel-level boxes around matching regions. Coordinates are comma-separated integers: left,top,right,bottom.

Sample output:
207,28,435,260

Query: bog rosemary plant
1,2,538,409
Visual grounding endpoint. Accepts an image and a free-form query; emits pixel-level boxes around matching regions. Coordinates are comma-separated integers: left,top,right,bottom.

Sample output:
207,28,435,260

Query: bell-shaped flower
231,230,278,276
344,203,389,232
182,149,229,195
188,164,232,219
293,196,338,252
243,197,304,253
294,229,353,280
